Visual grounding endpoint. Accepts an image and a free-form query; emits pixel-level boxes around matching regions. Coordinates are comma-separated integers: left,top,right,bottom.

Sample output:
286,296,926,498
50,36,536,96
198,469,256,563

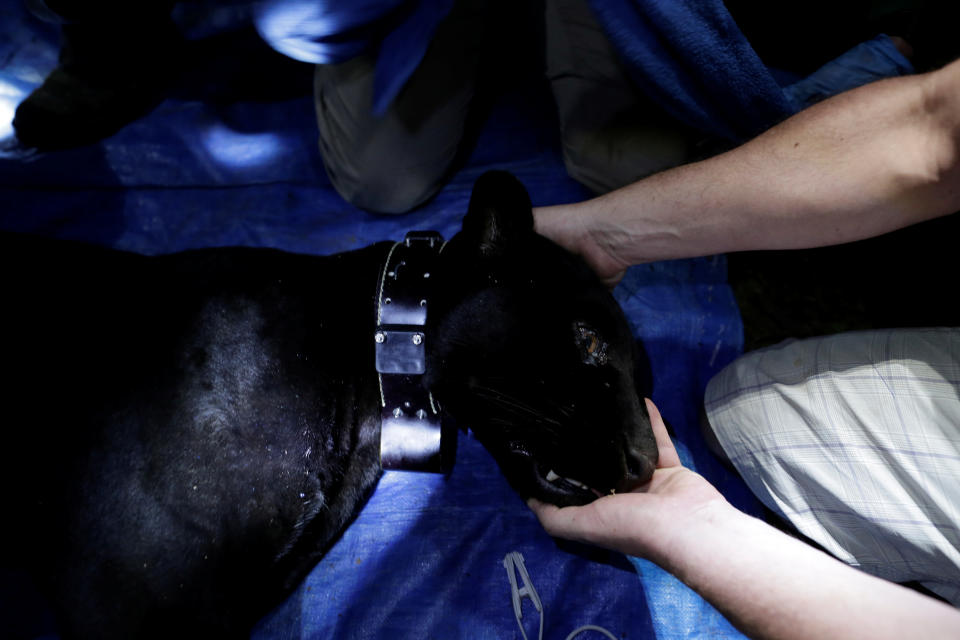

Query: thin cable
513,606,545,640
564,624,618,640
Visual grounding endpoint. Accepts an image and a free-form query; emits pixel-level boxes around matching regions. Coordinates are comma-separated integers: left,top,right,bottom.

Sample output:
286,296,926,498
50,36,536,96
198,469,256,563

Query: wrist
534,200,632,287
645,496,739,572
533,202,587,252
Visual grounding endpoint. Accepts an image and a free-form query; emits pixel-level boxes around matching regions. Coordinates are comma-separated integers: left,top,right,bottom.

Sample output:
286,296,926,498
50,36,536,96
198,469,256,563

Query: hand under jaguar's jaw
529,460,604,507
545,469,604,497
522,451,655,506
494,434,657,506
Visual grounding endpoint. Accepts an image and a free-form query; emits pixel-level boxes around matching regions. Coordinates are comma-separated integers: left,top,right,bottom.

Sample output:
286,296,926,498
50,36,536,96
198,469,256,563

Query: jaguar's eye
575,323,608,364
585,334,599,354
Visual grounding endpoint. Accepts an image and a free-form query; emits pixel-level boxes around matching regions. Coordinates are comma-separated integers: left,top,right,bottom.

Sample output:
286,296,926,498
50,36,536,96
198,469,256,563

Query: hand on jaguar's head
528,399,727,562
532,204,628,289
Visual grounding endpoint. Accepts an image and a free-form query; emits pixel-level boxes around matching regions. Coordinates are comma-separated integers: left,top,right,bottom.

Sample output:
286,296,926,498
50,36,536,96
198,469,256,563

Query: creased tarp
0,3,757,638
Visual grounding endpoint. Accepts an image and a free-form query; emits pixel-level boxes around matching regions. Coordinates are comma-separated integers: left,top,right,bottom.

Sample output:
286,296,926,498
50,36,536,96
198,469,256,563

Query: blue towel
587,0,795,141
590,2,913,141
784,34,914,109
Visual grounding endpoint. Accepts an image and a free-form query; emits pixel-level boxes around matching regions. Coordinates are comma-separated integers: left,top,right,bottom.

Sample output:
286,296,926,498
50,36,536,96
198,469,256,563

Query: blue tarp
0,3,760,638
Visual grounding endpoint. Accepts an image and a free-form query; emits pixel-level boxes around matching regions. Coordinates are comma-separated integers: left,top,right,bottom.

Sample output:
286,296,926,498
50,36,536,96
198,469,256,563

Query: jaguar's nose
617,447,656,493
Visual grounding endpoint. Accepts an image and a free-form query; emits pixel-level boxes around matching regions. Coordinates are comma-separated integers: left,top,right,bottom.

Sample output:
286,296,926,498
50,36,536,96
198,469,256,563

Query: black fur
0,171,656,638
428,171,657,506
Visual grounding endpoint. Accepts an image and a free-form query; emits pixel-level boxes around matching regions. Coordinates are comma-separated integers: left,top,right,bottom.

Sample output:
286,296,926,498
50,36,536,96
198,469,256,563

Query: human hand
532,203,629,288
528,399,728,563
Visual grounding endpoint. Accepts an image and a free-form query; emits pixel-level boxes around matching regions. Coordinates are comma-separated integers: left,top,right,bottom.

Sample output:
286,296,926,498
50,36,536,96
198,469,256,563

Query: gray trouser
315,0,696,214
704,328,960,605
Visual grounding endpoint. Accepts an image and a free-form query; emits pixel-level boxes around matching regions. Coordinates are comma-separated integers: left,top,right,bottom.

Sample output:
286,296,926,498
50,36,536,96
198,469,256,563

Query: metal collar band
375,231,454,472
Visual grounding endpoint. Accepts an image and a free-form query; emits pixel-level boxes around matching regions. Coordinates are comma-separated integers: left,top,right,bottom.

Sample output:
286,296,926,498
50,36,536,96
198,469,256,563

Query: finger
527,497,549,516
645,399,681,468
527,498,562,526
602,270,625,290
527,498,588,541
527,498,562,534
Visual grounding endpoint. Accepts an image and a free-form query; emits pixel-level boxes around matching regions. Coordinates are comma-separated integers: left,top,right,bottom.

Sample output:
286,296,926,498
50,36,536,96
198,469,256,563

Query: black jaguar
0,171,657,638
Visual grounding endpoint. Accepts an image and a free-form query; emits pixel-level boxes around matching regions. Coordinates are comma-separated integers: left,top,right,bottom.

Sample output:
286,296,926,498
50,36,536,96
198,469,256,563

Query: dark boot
13,2,181,150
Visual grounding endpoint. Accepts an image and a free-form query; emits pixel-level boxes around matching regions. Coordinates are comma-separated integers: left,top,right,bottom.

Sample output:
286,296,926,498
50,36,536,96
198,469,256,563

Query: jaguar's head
426,171,658,506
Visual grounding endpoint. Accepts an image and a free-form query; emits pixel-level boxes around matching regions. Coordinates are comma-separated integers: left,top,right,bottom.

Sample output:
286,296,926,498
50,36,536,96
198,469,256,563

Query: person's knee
314,64,458,214
324,160,444,215
561,121,692,194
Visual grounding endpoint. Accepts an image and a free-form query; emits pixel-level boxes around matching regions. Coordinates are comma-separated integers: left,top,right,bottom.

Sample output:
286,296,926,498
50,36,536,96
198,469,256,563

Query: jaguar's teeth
546,469,589,491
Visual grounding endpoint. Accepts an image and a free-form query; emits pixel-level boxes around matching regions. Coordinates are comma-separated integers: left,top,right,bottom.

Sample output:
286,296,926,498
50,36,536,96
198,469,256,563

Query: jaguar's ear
461,171,534,256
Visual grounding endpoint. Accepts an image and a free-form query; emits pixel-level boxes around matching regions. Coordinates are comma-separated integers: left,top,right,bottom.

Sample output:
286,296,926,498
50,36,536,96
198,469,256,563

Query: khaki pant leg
544,0,698,194
704,328,960,605
314,0,486,214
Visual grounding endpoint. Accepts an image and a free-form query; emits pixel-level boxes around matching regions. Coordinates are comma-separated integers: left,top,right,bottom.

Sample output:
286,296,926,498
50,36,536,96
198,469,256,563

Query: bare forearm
536,59,960,264
530,402,960,639
658,501,960,640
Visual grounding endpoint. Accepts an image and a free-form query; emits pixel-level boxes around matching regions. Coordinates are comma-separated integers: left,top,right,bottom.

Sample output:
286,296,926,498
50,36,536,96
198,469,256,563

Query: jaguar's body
0,171,657,638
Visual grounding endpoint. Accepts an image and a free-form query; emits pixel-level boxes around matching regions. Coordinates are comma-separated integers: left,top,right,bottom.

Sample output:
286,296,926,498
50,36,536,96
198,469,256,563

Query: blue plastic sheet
0,3,760,638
